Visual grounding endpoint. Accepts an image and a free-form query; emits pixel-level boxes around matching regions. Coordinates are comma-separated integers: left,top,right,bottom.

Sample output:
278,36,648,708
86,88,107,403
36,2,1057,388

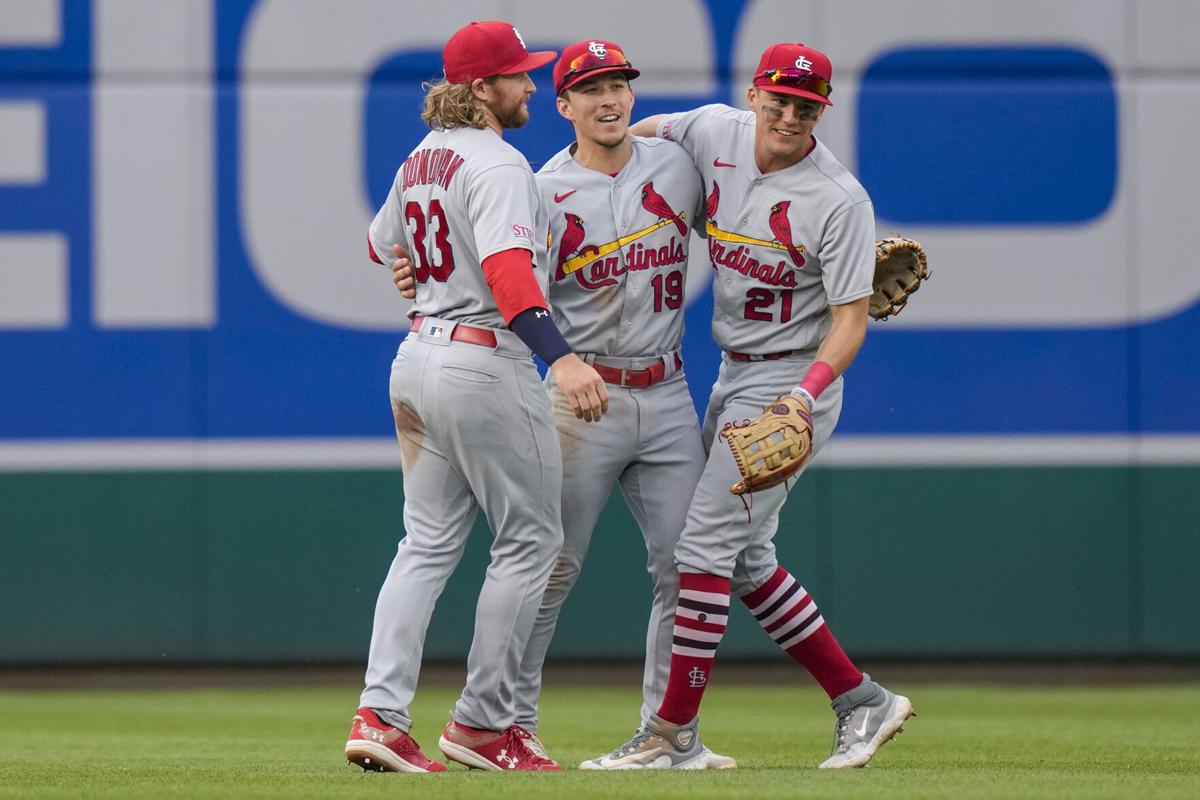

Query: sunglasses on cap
759,68,832,99
560,46,633,86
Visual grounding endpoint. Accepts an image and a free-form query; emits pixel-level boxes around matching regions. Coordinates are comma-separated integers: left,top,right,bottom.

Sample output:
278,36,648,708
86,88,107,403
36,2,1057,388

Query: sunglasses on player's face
759,68,832,99
560,47,633,86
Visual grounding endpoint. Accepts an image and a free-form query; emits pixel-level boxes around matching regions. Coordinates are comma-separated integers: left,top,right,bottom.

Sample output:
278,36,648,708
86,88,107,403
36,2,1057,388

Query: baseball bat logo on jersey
554,181,690,282
704,196,808,286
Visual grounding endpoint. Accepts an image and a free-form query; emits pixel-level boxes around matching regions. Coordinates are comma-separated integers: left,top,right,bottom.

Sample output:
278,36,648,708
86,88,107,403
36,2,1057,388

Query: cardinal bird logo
768,200,806,268
640,181,688,236
556,213,587,280
705,181,720,222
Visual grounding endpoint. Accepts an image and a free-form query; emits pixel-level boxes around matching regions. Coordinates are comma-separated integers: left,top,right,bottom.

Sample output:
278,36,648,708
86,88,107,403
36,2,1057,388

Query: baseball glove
719,395,813,495
870,237,930,321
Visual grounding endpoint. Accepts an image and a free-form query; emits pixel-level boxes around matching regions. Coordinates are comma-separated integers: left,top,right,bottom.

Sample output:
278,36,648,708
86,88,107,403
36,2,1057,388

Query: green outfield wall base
1,467,1197,663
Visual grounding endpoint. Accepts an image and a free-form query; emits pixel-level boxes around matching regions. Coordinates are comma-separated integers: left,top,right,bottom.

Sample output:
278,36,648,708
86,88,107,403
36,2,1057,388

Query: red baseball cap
442,21,557,84
553,39,640,94
752,43,834,106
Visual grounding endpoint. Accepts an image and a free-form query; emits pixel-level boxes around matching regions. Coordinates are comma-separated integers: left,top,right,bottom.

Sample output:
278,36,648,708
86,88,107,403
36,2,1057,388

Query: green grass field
2,680,1198,799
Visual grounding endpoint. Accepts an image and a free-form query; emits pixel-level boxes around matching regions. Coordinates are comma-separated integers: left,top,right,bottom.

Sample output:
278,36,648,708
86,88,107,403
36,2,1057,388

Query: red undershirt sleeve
483,248,573,365
481,248,549,323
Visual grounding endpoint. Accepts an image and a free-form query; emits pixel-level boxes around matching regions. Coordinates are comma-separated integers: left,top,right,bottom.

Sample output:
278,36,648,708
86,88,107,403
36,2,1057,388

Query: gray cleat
579,714,737,770
819,673,914,768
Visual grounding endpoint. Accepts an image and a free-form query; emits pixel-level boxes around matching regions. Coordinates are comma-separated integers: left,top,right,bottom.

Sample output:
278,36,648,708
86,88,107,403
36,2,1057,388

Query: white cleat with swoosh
819,674,915,769
579,714,737,770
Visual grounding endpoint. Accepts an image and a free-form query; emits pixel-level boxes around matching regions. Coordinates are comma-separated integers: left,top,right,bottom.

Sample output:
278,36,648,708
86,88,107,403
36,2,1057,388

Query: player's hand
550,354,610,423
391,243,417,299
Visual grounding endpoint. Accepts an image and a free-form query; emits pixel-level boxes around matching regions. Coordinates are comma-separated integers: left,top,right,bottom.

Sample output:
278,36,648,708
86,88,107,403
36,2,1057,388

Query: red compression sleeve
368,234,383,264
482,248,549,324
799,360,836,400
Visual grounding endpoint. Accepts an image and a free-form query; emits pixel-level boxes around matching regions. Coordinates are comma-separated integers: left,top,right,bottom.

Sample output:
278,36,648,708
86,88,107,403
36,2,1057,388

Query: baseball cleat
438,717,561,771
578,714,737,770
819,674,915,769
345,707,446,773
513,727,555,763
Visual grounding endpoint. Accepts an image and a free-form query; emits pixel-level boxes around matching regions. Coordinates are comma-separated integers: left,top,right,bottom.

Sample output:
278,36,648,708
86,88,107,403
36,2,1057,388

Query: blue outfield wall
0,1,1198,663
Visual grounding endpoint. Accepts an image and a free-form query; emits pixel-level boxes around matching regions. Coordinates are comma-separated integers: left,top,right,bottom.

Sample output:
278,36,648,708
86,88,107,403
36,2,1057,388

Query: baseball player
388,40,734,772
388,38,734,770
343,20,609,774
516,40,734,769
582,42,916,769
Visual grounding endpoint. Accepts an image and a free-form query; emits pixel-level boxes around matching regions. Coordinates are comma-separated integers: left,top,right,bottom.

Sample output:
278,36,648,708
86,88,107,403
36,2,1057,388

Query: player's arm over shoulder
659,103,747,140
629,134,692,161
630,103,729,139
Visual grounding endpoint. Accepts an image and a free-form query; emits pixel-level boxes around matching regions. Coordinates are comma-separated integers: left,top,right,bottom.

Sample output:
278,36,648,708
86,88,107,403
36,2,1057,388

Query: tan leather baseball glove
870,237,930,321
719,395,813,495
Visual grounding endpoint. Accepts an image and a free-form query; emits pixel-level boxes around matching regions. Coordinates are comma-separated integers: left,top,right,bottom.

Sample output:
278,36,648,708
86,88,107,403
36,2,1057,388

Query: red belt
726,349,794,362
409,316,498,348
591,355,683,388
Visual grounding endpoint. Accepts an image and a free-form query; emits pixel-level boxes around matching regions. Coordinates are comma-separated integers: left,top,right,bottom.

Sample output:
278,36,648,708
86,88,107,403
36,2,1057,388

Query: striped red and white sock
740,566,862,699
656,572,730,725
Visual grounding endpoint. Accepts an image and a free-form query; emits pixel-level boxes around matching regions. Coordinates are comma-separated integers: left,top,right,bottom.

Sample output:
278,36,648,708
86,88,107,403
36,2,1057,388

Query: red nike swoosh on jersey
713,158,736,168
554,190,577,203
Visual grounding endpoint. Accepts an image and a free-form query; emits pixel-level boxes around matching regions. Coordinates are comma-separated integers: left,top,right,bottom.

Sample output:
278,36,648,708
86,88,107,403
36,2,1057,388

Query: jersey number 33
405,200,456,283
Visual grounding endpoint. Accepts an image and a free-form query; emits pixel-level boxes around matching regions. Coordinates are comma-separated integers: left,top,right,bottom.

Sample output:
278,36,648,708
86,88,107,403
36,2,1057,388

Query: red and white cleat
438,717,561,771
345,708,447,773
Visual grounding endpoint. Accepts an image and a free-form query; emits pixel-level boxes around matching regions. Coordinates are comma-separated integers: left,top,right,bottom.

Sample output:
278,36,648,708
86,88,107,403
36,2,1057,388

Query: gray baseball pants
359,319,564,732
676,353,844,595
513,357,705,732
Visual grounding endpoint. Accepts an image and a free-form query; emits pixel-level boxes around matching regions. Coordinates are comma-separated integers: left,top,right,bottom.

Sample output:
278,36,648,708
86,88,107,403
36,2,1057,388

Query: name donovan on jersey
401,148,466,191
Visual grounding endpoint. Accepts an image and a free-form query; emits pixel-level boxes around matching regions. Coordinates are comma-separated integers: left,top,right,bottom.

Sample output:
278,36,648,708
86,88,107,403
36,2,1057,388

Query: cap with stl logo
442,21,557,84
752,43,834,106
553,40,640,94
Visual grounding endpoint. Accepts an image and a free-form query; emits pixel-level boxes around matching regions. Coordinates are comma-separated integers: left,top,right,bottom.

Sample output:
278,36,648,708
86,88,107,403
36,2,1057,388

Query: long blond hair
421,78,495,130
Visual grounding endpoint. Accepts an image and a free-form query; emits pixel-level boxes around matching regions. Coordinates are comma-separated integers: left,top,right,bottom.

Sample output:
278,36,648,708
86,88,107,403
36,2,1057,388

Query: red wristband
799,360,836,400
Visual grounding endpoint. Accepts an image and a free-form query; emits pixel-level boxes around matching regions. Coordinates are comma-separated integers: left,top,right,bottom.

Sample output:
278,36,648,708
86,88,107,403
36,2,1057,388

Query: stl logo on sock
688,667,707,688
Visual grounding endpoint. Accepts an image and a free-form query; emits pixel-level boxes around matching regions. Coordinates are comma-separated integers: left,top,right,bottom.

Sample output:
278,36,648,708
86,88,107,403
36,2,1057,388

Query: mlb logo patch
427,325,444,337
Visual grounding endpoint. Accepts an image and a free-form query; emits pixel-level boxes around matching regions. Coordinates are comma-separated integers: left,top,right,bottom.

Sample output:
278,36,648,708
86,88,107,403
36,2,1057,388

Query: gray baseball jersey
368,125,549,326
661,104,874,354
511,137,707,732
539,137,704,355
656,104,874,591
359,125,564,736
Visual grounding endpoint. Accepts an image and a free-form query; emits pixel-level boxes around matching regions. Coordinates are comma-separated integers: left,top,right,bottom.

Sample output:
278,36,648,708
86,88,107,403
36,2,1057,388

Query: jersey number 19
651,270,684,312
